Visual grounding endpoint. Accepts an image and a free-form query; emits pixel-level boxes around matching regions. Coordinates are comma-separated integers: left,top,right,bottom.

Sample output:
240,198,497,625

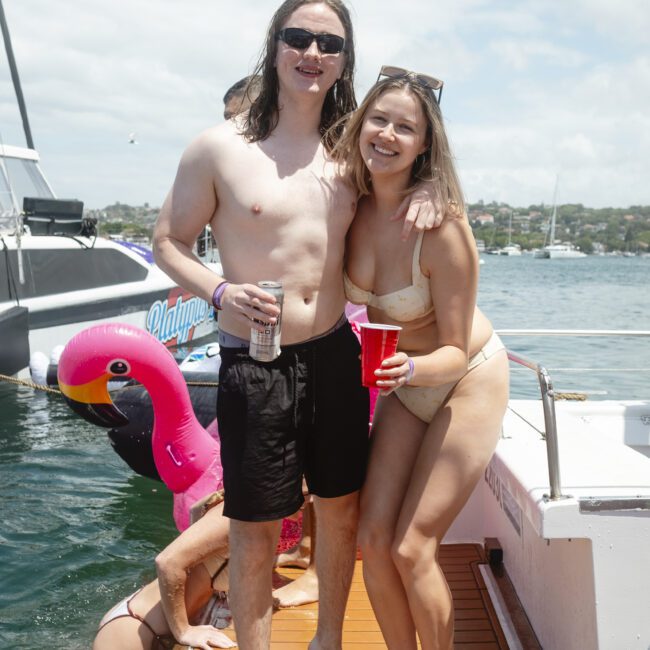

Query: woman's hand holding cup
374,351,411,395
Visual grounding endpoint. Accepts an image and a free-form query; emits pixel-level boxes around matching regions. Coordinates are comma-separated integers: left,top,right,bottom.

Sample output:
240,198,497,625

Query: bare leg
358,395,427,650
308,492,360,650
229,518,282,650
393,352,509,650
273,501,319,607
275,501,313,569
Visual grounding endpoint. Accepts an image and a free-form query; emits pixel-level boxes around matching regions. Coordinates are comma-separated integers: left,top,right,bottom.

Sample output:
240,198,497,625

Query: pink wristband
405,357,415,384
211,281,229,310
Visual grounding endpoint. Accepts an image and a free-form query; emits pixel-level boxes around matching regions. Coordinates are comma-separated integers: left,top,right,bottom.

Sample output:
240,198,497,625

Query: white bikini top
344,231,434,323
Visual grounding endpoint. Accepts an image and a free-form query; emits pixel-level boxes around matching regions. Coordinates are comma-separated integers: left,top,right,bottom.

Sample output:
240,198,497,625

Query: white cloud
568,0,650,46
489,39,589,71
557,134,597,163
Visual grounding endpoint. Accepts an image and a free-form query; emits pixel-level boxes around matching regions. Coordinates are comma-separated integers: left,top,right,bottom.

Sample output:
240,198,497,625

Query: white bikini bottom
394,332,505,423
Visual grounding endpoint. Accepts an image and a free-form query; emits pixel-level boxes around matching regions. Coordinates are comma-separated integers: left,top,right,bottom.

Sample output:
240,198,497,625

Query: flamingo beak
58,373,129,427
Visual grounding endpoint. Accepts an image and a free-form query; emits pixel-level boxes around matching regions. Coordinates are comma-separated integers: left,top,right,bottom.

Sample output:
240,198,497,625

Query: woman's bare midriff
367,306,494,358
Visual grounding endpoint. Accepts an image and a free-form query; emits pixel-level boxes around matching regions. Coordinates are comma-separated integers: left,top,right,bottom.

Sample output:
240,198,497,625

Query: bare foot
275,542,311,569
308,639,340,650
272,568,318,608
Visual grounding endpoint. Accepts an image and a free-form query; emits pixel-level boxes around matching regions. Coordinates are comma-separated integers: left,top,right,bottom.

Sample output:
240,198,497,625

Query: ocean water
478,255,650,400
0,255,648,648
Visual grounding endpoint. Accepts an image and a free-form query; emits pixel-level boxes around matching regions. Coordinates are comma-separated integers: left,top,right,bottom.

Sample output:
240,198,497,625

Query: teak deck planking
176,543,527,649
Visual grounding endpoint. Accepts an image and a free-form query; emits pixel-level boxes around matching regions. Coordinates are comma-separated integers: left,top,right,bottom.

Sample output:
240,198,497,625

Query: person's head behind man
243,0,357,146
223,75,262,120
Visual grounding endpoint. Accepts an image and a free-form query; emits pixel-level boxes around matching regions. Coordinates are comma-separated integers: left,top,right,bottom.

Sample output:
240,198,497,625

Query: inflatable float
57,323,222,531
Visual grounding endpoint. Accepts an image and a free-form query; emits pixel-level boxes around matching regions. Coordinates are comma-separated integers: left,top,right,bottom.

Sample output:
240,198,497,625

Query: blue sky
1,0,648,209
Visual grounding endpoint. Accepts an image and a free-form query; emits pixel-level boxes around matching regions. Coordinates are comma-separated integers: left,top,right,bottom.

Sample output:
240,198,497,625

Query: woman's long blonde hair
329,76,465,214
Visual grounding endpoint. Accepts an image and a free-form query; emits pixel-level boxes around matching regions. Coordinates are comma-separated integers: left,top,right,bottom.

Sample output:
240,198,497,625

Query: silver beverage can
249,281,284,362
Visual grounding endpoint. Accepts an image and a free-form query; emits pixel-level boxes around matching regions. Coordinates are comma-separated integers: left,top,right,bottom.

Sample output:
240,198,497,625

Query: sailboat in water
534,176,586,259
485,210,521,255
498,210,522,255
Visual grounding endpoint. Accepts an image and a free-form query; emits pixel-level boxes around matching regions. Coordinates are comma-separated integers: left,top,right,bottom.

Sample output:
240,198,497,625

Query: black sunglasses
377,65,444,104
277,27,345,55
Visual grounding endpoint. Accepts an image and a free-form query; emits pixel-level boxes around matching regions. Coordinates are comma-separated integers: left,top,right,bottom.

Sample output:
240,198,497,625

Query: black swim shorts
217,318,370,522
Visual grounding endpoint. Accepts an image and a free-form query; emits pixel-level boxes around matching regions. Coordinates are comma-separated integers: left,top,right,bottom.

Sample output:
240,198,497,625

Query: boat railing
497,329,650,502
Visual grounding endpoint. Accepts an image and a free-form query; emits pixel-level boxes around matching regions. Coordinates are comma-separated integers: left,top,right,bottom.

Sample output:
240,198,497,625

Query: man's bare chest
214,144,356,228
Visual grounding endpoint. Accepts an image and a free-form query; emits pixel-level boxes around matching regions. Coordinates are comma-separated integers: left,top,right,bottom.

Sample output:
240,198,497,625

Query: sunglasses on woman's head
277,27,345,55
377,65,444,104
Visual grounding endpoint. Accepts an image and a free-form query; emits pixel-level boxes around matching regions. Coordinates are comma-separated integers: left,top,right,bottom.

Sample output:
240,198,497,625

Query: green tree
575,236,593,254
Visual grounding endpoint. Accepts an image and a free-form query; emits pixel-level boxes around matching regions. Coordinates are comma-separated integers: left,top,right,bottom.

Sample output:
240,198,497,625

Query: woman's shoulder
426,212,473,243
421,215,477,267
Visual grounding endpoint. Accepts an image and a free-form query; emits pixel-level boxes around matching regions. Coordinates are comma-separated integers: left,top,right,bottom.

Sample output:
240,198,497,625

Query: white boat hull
1,235,220,376
23,290,217,378
446,399,650,649
498,246,522,256
535,237,587,259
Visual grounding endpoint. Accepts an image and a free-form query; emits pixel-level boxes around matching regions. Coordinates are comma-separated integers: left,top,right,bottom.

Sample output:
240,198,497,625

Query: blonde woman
333,67,509,650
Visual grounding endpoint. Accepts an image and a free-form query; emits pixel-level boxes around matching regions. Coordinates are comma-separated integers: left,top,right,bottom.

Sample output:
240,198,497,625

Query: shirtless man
222,73,320,611
153,2,437,648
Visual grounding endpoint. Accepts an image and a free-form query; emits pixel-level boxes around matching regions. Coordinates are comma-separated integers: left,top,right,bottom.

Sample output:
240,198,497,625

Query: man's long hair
242,0,357,150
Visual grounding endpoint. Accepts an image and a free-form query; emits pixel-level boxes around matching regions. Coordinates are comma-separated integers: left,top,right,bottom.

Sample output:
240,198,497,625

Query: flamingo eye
108,359,130,375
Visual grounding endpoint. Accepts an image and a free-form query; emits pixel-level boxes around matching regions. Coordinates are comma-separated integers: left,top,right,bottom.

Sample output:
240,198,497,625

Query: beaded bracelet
404,357,415,384
211,281,229,311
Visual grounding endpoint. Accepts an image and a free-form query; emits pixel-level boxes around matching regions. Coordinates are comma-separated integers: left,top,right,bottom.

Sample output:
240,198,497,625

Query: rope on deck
554,392,588,401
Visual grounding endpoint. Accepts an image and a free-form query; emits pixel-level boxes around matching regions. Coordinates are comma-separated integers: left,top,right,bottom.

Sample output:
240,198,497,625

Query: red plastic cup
360,323,402,388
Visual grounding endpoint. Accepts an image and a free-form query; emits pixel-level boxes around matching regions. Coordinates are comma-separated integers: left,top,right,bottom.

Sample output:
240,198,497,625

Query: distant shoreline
85,200,650,256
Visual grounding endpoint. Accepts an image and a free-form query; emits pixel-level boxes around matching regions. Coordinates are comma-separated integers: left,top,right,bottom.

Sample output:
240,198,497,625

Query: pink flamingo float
57,323,222,531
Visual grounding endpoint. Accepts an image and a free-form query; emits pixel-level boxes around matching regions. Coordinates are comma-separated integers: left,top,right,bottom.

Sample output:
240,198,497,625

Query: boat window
4,157,53,205
0,157,54,229
0,162,17,217
0,248,148,300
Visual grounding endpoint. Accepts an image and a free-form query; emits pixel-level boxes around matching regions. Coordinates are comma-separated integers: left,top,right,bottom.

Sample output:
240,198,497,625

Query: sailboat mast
0,0,34,149
549,176,559,245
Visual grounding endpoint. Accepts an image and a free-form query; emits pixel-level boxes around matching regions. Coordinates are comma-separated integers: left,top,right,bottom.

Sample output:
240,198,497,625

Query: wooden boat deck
188,543,536,649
